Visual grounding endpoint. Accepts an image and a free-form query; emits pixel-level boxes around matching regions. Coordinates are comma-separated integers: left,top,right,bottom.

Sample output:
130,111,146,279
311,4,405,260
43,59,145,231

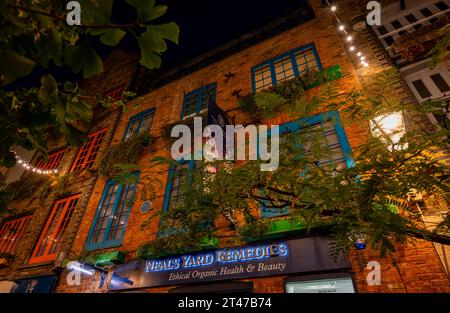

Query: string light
10,149,58,176
326,0,370,68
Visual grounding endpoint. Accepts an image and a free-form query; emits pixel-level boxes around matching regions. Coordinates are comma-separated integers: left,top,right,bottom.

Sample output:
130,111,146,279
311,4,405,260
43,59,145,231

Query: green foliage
428,24,450,68
0,0,178,168
98,134,147,178
0,173,47,213
143,69,450,258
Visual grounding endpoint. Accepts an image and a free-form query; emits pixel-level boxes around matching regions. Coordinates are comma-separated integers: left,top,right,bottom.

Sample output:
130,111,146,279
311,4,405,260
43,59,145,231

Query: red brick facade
1,1,448,293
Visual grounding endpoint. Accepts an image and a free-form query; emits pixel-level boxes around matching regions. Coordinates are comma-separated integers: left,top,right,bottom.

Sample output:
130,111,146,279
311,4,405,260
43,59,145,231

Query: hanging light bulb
338,25,345,31
331,6,337,12
346,35,352,42
360,56,365,60
349,46,355,52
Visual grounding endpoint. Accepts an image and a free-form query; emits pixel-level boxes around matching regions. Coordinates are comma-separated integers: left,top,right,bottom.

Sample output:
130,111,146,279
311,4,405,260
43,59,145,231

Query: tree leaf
96,28,127,46
147,5,168,21
126,0,156,21
136,23,180,69
64,40,103,78
0,48,36,86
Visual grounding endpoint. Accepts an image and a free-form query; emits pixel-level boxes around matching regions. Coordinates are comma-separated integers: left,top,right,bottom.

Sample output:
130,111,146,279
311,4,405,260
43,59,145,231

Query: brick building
0,0,449,293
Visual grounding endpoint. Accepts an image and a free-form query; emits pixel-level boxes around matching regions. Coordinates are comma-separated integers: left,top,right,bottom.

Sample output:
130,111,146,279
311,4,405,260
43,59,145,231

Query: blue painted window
85,173,139,251
181,83,217,118
261,111,353,218
252,43,322,93
159,160,196,237
123,108,155,141
162,160,196,212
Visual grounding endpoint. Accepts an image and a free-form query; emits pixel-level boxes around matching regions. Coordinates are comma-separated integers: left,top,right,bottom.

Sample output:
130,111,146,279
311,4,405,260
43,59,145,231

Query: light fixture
346,36,353,42
349,46,355,51
67,263,95,276
338,25,345,31
331,6,337,12
357,52,362,57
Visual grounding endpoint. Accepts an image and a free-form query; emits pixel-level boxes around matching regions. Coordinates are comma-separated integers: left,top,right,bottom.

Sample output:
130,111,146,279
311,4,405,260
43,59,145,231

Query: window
285,276,356,293
162,161,196,212
29,195,80,264
420,8,433,17
435,1,449,11
261,111,353,218
412,79,433,99
181,84,217,119
390,20,407,35
70,129,107,172
0,215,32,255
123,108,155,141
430,73,450,93
405,14,422,30
85,173,139,250
36,149,65,170
252,44,321,92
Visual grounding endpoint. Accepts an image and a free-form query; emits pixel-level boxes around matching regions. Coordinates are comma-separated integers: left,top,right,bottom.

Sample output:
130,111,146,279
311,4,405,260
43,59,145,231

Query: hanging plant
0,252,15,268
0,173,48,213
98,134,150,178
238,77,305,118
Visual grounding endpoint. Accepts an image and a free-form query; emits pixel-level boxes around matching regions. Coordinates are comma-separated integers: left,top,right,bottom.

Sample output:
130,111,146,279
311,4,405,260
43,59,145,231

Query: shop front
10,275,58,293
109,236,356,293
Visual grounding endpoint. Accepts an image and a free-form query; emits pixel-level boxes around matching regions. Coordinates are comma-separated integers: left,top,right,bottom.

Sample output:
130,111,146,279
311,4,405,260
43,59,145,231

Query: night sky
9,0,309,89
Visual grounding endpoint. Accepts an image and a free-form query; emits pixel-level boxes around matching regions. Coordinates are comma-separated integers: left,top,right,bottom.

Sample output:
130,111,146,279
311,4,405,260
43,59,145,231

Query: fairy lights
325,1,370,68
12,150,58,176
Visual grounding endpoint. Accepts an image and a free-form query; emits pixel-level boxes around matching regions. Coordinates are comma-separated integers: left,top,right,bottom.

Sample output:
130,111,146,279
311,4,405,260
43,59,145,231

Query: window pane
412,79,433,98
29,195,79,263
420,8,433,17
435,1,449,11
274,56,295,82
90,184,119,244
286,277,355,293
295,47,319,75
430,73,450,93
254,64,273,91
0,216,31,254
124,117,140,141
168,163,190,210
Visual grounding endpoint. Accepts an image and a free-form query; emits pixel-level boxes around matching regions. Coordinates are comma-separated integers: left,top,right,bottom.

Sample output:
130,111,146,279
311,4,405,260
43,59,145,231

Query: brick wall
21,1,450,293
0,50,138,283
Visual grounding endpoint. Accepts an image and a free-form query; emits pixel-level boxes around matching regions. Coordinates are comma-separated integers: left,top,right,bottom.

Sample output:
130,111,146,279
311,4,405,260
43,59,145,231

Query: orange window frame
28,194,80,264
0,215,32,255
36,149,65,170
70,129,107,172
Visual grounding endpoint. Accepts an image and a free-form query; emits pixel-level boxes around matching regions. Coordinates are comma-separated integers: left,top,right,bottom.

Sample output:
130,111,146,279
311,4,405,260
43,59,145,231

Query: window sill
245,218,304,243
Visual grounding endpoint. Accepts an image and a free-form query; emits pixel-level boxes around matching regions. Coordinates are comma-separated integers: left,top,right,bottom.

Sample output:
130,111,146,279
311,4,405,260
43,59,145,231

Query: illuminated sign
145,243,288,273
110,237,350,291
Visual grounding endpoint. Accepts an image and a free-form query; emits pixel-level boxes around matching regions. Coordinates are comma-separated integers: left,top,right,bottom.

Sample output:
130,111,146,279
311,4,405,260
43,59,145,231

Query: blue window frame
162,160,196,212
85,172,139,251
260,111,353,218
159,160,196,237
181,83,217,119
123,108,155,141
252,43,322,93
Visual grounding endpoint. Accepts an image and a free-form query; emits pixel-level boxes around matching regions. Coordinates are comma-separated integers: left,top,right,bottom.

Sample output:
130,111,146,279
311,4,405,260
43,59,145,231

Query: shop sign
110,237,349,291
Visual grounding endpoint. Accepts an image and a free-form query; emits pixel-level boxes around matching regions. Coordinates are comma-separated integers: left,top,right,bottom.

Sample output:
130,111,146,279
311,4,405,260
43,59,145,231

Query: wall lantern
369,112,407,151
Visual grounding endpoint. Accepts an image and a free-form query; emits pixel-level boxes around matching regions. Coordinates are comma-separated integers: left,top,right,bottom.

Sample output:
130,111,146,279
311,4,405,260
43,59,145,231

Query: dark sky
10,0,309,89
156,0,309,68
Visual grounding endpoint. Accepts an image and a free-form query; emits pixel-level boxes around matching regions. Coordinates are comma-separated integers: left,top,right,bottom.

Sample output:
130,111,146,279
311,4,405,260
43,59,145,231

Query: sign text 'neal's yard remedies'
145,243,288,273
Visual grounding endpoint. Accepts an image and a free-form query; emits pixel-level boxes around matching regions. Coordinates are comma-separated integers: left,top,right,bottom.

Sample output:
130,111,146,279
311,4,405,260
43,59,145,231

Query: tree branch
8,4,143,29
